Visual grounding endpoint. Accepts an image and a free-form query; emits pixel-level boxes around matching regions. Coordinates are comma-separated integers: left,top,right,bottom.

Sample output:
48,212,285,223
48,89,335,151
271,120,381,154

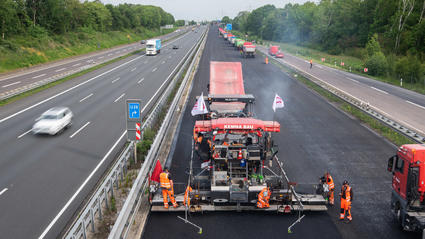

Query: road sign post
126,99,142,141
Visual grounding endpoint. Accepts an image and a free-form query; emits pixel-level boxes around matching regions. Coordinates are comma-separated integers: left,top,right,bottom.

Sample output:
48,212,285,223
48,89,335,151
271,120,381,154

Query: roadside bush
365,52,388,76
395,55,425,84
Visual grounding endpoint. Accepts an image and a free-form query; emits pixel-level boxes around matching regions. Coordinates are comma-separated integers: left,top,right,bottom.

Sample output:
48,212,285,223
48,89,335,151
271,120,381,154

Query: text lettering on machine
224,124,254,129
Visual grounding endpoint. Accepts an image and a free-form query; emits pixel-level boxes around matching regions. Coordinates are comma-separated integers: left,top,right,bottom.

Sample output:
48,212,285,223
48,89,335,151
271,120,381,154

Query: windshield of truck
147,44,154,49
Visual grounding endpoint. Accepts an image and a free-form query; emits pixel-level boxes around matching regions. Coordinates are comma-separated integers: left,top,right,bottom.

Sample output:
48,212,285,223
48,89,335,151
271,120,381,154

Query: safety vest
258,187,270,200
160,172,171,189
327,175,335,190
197,136,203,144
341,185,351,201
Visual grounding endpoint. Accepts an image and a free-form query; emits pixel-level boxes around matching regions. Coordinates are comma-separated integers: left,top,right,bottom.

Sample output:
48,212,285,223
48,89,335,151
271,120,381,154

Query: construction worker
340,180,353,222
265,57,269,64
257,186,271,208
310,59,313,69
160,167,178,209
320,172,335,205
183,185,193,207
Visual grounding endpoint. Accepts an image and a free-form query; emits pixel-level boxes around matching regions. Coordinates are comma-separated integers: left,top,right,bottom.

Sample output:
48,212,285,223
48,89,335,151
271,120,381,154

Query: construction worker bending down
184,185,193,207
340,180,353,222
160,168,178,209
257,186,271,208
320,172,335,205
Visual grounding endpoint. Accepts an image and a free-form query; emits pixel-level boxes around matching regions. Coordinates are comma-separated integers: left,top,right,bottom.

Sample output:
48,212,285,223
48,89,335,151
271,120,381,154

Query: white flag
272,93,284,112
191,92,209,116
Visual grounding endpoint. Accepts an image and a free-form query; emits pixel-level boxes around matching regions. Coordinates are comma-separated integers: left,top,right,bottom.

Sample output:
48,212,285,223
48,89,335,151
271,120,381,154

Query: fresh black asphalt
143,26,420,239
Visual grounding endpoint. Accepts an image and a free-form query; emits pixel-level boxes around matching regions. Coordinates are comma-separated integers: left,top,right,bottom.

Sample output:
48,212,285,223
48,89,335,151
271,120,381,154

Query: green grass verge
261,52,416,146
0,29,188,107
0,50,141,107
0,27,176,73
262,41,425,95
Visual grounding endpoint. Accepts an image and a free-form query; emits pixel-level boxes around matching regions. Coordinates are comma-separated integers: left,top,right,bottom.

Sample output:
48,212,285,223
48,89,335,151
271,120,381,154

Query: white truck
146,39,161,56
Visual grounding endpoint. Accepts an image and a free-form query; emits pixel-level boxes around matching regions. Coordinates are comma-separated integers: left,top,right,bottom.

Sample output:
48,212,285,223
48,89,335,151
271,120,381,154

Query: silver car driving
32,107,73,135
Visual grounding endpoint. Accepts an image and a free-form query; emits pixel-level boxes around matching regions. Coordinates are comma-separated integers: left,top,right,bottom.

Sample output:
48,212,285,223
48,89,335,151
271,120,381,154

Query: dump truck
150,62,328,216
236,39,245,50
242,42,256,58
387,144,425,232
269,45,279,56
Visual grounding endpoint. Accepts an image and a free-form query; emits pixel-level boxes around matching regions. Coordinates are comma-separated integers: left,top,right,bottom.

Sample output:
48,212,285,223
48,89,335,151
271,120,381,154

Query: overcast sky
101,0,317,21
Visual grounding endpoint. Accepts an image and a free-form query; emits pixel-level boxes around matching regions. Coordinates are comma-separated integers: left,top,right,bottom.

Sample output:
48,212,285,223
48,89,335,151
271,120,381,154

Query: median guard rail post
63,29,206,239
260,48,425,144
108,28,208,239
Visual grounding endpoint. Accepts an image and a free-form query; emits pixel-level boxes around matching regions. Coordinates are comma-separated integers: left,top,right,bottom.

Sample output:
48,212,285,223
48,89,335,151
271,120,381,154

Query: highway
0,28,189,100
0,26,207,238
143,25,420,238
257,46,425,136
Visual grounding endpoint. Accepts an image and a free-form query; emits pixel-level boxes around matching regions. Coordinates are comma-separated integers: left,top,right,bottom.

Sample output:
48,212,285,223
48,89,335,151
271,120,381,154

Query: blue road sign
226,23,232,31
128,103,140,119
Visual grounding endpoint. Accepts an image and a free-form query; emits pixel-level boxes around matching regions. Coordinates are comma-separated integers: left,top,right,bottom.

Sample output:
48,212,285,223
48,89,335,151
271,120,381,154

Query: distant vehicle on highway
32,107,73,135
140,40,146,44
275,51,284,58
146,39,161,55
175,29,180,32
172,45,179,49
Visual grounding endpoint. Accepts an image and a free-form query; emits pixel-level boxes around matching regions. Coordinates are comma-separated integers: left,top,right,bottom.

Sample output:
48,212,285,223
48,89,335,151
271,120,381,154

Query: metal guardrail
108,28,208,239
262,49,425,143
63,29,206,239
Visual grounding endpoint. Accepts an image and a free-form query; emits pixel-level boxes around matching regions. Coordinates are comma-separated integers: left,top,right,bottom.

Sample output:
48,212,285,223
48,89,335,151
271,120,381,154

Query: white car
32,107,73,135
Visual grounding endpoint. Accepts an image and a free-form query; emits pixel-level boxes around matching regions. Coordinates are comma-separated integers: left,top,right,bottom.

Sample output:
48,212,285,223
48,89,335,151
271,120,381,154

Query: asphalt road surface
0,26,206,238
143,25,420,239
0,27,191,99
257,46,425,137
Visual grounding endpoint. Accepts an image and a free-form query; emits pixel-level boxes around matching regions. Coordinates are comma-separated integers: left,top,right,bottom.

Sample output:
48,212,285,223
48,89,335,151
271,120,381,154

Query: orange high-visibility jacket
341,185,352,202
327,175,335,190
160,172,171,189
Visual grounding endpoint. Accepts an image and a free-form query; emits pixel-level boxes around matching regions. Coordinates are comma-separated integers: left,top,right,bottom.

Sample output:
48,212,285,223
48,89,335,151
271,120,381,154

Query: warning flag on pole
272,93,284,112
150,160,162,182
191,92,208,116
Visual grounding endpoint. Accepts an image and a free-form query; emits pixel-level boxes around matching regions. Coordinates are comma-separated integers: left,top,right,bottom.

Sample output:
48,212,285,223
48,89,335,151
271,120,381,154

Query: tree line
0,0,175,37
224,0,425,84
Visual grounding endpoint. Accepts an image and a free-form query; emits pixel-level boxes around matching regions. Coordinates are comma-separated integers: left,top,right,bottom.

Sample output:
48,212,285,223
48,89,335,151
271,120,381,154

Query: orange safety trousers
162,189,177,209
329,189,334,205
340,199,352,220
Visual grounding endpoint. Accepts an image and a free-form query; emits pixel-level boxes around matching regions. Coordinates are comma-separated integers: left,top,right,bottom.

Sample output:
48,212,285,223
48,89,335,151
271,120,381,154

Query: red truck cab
268,45,279,56
388,144,425,231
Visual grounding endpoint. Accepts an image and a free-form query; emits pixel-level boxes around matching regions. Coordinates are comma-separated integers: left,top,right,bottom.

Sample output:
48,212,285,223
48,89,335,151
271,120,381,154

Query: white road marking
1,28,189,124
406,100,425,110
111,77,120,83
98,56,104,59
38,130,127,239
86,60,93,63
2,81,21,88
72,63,81,67
114,93,125,103
32,74,46,79
131,67,136,72
108,53,113,56
18,129,32,139
399,119,425,134
79,93,93,102
152,67,157,72
55,68,66,72
0,188,8,196
346,77,359,83
69,121,90,138
370,86,388,95
0,54,146,124
162,61,165,64
138,78,144,84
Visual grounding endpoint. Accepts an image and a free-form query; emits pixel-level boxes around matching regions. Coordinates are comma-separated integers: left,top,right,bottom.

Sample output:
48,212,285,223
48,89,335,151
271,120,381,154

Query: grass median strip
0,30,189,107
261,52,416,146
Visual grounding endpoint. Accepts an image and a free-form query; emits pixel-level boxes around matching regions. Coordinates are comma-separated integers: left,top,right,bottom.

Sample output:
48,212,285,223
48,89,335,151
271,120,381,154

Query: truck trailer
146,39,161,55
387,144,425,232
150,62,328,215
242,42,256,58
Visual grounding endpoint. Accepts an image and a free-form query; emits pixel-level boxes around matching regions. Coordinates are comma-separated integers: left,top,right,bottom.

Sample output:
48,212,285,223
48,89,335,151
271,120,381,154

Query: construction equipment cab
387,144,425,232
